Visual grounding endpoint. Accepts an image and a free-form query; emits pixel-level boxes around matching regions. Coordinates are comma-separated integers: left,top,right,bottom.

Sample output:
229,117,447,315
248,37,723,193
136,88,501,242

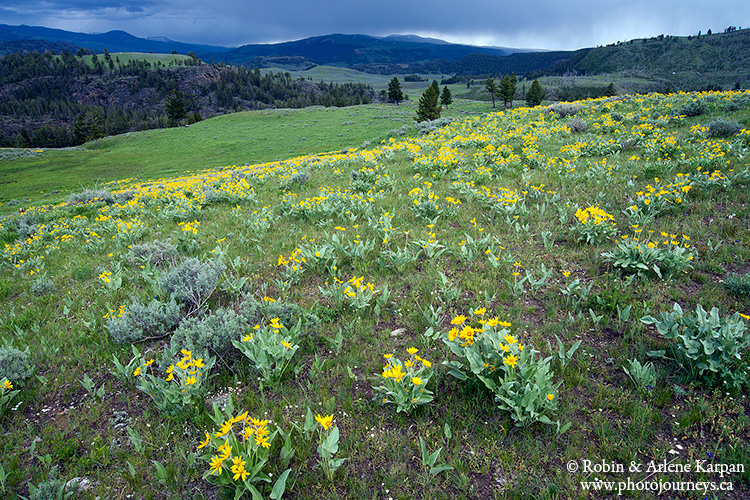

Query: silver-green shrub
127,239,178,267
167,296,321,361
30,277,57,296
238,295,320,335
159,258,225,314
169,306,248,359
106,298,182,343
67,188,114,205
678,99,708,117
724,272,750,298
708,118,742,138
0,342,33,382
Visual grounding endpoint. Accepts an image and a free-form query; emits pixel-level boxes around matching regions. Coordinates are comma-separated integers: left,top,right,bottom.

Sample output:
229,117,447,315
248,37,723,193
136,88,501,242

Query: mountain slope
0,24,230,55
202,33,509,66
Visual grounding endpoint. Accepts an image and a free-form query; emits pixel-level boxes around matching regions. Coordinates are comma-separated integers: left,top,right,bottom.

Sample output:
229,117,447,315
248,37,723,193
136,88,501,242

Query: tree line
0,50,376,148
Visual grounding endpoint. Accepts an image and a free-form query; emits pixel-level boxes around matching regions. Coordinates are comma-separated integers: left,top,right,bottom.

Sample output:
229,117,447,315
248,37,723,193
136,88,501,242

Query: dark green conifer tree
526,79,545,107
485,78,498,108
499,73,517,108
387,77,404,105
165,89,187,126
414,81,442,122
440,86,453,107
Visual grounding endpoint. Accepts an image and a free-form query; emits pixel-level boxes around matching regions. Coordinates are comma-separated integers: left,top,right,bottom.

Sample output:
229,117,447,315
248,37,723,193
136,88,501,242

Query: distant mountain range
0,24,533,68
1,23,749,89
0,24,230,56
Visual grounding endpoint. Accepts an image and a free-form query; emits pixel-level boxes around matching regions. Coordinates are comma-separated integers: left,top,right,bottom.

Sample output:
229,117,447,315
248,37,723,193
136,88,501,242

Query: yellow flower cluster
575,206,615,226
201,411,271,482
381,347,432,382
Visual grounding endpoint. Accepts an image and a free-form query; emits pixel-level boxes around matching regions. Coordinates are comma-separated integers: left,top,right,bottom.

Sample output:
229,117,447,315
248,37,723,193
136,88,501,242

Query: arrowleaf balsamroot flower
443,309,562,427
372,348,435,413
315,414,334,430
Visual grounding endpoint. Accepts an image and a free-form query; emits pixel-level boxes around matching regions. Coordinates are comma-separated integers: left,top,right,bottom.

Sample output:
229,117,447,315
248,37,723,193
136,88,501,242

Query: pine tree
485,78,498,108
165,89,186,126
440,86,453,107
387,77,404,105
499,73,517,108
526,79,545,107
414,81,441,122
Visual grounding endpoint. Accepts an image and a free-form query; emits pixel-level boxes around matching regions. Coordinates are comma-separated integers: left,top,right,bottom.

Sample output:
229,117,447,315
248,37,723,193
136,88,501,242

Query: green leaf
427,448,442,466
323,426,340,454
430,464,454,475
269,469,292,500
245,484,263,500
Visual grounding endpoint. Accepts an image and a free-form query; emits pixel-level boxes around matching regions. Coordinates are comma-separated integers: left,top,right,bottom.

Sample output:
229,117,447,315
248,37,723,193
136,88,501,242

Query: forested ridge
0,49,375,148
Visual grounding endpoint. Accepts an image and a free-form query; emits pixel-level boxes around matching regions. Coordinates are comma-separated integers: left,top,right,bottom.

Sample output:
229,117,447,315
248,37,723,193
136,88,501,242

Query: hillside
0,24,230,56
0,51,376,148
207,33,509,67
541,29,750,89
3,23,749,91
0,91,749,500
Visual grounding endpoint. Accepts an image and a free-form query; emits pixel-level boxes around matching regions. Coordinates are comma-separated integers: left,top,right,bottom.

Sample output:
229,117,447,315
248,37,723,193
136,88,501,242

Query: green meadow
0,90,749,500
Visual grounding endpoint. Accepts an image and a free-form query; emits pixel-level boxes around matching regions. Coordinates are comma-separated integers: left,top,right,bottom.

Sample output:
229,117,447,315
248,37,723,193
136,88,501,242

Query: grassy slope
0,104,418,210
0,92,749,500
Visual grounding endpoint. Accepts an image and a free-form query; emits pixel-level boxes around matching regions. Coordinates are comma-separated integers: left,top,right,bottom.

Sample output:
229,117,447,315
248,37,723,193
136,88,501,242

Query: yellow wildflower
451,314,467,325
197,432,210,450
503,353,519,368
315,414,334,430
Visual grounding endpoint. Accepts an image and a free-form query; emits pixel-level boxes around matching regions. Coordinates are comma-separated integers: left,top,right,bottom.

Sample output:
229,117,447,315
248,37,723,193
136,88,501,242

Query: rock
390,328,405,337
66,476,92,492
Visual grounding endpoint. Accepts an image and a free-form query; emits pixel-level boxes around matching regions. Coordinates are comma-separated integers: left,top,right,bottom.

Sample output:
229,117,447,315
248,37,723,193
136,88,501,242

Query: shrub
0,342,33,382
724,272,750,298
707,119,742,137
415,117,454,135
29,466,67,500
159,258,225,314
641,303,750,392
548,102,579,118
13,214,40,240
127,239,178,267
67,187,114,205
112,190,135,204
169,307,248,360
567,117,589,133
30,277,57,296
678,99,708,117
279,171,310,191
239,295,320,336
106,298,182,343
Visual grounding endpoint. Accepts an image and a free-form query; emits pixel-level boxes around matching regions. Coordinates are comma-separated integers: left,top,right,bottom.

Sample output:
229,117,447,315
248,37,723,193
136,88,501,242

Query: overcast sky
2,0,748,50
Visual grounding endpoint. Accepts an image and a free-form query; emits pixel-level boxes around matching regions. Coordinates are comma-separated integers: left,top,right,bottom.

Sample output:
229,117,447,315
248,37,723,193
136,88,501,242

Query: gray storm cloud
1,0,747,49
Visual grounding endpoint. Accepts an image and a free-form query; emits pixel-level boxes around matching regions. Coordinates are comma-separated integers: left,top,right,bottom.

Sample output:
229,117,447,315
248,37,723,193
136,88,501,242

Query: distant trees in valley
0,50,376,148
